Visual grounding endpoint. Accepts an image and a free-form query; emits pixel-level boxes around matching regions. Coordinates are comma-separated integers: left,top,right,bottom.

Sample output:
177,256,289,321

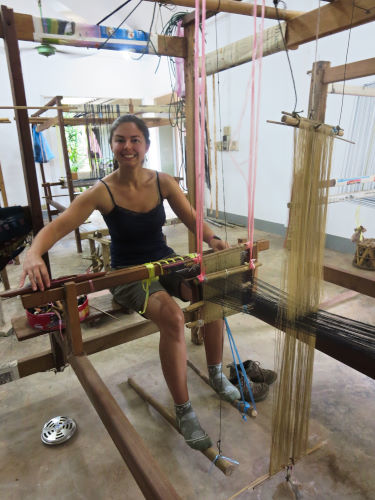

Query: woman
21,115,243,451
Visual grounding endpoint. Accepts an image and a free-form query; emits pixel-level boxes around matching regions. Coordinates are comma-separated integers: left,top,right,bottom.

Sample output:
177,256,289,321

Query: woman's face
110,121,149,169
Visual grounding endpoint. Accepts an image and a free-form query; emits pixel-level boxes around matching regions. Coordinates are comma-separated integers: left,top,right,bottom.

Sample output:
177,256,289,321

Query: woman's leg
145,291,188,405
203,319,241,403
145,291,212,450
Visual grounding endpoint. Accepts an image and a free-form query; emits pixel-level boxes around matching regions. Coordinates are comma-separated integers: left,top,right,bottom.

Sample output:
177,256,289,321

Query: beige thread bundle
269,121,334,474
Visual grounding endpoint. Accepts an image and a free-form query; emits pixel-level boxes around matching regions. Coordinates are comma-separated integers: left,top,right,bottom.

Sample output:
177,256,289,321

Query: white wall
205,3,375,242
1,0,374,244
0,0,172,206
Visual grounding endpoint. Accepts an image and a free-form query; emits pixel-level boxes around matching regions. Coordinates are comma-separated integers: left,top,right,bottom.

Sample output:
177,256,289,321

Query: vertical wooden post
183,21,197,253
56,96,82,253
0,5,50,273
0,161,9,207
63,281,84,356
308,61,331,121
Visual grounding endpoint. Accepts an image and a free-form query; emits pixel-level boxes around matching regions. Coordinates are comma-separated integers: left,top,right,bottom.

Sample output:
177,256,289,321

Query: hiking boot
230,373,269,403
175,401,212,451
227,359,277,385
208,363,241,403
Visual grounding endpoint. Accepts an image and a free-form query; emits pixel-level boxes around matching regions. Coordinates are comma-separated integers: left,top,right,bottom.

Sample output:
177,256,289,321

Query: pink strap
194,0,207,278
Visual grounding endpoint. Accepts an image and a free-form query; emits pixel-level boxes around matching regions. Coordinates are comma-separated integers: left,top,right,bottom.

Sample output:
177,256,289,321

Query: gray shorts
110,270,190,314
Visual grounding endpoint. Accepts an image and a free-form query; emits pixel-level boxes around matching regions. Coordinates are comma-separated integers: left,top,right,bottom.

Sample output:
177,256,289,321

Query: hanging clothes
32,125,55,163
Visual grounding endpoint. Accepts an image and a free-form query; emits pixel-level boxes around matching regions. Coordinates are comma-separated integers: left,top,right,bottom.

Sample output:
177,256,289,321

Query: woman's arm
20,185,102,291
160,173,229,251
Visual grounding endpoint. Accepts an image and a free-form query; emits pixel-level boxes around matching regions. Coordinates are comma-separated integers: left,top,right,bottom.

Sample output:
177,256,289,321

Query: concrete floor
0,218,374,500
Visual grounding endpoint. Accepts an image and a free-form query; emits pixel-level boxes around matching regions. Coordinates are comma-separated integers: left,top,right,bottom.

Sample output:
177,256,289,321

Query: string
247,1,265,264
338,0,355,128
194,0,207,280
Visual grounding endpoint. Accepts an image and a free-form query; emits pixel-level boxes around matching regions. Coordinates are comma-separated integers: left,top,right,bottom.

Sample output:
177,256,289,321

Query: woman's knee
161,305,185,336
147,293,185,333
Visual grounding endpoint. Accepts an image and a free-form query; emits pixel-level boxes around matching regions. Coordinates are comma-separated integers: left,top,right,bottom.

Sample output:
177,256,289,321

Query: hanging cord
97,0,143,50
337,0,356,128
96,0,132,25
224,317,256,418
309,0,322,120
214,15,229,243
273,0,298,114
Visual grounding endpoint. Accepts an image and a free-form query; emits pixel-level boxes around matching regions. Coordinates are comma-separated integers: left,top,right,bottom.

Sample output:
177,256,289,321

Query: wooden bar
30,96,58,117
63,281,84,356
69,354,180,500
184,22,197,253
46,198,66,213
323,265,375,299
0,6,49,272
0,12,185,58
308,61,330,122
147,0,302,20
17,244,263,308
128,377,236,476
323,57,375,84
29,116,172,127
56,95,82,253
286,0,375,49
328,83,375,98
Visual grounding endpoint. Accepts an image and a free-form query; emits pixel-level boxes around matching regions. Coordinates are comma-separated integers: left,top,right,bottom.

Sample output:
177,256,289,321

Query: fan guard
41,416,77,445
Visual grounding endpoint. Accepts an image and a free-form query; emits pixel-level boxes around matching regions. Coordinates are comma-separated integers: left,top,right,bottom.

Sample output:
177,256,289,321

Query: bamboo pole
146,0,302,20
69,355,181,500
128,377,237,476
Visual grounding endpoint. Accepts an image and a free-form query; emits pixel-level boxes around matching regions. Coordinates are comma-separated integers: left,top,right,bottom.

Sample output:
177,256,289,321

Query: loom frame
1,1,375,497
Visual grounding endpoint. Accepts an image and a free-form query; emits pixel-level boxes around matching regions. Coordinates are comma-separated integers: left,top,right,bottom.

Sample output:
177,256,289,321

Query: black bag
0,206,32,270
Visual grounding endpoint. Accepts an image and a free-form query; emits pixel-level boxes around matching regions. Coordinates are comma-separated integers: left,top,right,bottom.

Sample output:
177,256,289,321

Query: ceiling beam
145,0,303,20
0,11,186,58
286,0,375,49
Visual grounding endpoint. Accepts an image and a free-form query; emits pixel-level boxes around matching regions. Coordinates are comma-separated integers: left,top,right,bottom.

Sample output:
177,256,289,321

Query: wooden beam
323,265,375,299
29,116,173,127
146,0,302,20
287,0,375,49
308,61,330,122
56,96,82,253
69,354,180,500
183,22,197,253
328,83,375,97
0,5,50,272
323,57,375,84
0,12,185,58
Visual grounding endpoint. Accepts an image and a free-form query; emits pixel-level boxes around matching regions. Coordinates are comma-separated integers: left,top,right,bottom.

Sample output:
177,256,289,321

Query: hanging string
273,0,298,114
337,0,356,128
247,1,265,266
309,0,322,120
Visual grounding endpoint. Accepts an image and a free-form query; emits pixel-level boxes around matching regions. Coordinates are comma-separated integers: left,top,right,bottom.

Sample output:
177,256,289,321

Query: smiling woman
20,114,254,452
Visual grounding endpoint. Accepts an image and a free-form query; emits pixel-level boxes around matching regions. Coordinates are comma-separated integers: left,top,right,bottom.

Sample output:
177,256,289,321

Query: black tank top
100,172,174,267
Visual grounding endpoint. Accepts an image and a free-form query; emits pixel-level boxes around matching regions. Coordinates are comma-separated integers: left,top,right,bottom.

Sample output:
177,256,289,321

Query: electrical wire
96,1,133,25
97,0,143,51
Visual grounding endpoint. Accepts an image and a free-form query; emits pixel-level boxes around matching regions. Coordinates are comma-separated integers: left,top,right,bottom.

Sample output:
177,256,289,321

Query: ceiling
7,0,193,33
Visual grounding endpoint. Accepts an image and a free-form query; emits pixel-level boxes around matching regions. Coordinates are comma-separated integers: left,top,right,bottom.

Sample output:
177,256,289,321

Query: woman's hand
209,237,229,252
19,250,50,291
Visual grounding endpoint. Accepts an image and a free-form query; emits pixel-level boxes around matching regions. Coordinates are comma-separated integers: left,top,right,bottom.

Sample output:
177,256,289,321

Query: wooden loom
1,97,178,255
1,1,375,498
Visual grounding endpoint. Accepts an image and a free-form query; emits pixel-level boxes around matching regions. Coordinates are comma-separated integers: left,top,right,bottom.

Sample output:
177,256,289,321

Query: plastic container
26,295,89,332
